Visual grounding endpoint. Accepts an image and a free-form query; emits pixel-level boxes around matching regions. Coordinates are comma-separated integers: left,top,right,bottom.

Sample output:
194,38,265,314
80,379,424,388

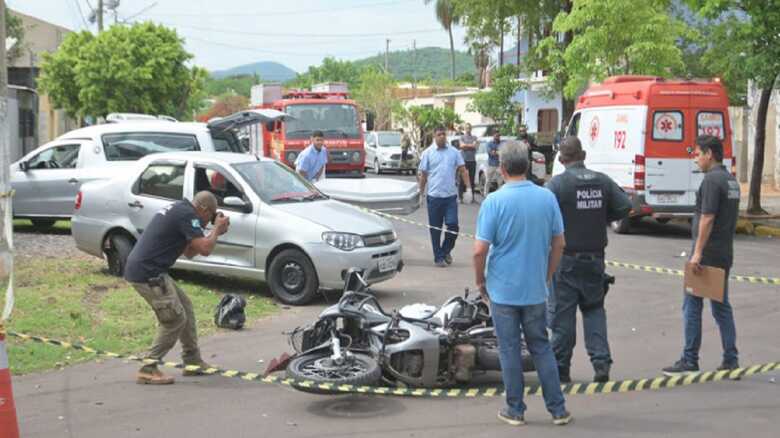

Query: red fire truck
248,83,365,176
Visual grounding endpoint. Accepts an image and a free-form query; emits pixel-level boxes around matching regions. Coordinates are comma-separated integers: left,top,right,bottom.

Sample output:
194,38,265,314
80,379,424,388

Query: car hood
376,146,403,155
272,199,393,235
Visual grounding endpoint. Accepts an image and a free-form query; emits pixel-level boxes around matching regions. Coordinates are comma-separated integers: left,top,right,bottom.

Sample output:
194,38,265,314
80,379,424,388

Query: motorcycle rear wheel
286,352,382,393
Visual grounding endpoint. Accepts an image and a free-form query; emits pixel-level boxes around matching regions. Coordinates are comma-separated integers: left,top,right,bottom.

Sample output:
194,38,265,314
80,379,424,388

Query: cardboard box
684,262,725,302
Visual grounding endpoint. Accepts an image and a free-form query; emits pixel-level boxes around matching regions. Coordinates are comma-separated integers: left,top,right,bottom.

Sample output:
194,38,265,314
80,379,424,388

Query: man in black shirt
125,191,230,384
664,135,740,376
546,136,631,383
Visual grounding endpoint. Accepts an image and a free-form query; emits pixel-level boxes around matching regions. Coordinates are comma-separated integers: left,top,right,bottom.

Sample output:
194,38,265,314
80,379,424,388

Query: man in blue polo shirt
418,126,472,267
473,140,571,427
295,130,328,182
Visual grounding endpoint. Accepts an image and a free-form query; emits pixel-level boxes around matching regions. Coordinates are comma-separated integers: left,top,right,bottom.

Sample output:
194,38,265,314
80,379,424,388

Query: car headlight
286,152,298,163
322,232,365,251
351,151,361,163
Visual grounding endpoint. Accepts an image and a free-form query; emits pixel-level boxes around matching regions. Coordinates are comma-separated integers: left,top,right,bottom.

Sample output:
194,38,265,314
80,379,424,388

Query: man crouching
124,191,230,384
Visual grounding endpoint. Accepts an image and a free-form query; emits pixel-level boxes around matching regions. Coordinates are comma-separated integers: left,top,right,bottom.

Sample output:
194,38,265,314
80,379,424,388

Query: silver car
71,152,403,306
364,131,419,174
11,110,287,228
475,136,546,194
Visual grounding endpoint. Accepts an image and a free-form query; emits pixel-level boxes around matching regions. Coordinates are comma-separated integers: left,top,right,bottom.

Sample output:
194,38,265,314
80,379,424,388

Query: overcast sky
9,0,470,73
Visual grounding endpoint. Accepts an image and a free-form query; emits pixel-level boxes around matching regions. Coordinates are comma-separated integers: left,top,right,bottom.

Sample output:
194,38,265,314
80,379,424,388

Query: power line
182,34,383,58
71,0,90,29
155,20,442,39
138,0,416,18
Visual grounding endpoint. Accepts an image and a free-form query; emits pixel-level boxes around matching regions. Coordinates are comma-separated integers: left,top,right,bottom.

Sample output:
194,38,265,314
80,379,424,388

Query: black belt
563,250,604,259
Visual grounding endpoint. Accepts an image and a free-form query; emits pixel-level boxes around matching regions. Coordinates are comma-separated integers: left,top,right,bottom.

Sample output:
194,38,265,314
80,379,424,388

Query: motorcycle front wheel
286,352,382,392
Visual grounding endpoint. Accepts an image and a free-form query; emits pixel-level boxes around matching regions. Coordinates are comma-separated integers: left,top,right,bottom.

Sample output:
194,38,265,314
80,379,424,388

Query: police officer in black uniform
546,136,632,383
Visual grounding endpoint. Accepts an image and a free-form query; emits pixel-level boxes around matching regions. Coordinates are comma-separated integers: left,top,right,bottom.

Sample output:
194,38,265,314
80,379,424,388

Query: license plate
377,256,396,273
656,193,681,204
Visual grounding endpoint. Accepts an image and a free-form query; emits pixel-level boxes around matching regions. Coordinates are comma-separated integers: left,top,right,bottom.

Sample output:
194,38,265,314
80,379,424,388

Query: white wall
513,86,563,133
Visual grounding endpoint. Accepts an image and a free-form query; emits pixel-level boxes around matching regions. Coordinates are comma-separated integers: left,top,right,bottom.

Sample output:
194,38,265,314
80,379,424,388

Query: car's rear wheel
268,249,319,305
31,219,57,229
106,234,134,277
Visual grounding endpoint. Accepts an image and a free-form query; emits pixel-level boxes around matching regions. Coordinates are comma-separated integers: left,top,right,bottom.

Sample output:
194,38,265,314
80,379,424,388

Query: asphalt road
13,172,780,438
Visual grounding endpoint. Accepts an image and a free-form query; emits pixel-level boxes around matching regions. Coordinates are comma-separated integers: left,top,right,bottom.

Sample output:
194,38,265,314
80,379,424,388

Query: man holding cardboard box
663,135,741,376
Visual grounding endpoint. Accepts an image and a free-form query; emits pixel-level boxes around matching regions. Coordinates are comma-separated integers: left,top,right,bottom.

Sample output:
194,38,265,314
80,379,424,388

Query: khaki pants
485,166,503,195
131,274,201,366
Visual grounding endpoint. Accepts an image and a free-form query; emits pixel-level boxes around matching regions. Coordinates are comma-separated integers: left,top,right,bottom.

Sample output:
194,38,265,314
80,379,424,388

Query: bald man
125,191,230,384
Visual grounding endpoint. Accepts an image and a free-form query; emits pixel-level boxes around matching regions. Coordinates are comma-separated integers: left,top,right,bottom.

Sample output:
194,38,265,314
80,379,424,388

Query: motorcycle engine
390,350,424,378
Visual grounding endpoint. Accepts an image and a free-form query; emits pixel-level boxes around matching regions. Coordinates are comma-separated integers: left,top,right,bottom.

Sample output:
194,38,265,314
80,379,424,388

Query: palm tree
424,0,460,80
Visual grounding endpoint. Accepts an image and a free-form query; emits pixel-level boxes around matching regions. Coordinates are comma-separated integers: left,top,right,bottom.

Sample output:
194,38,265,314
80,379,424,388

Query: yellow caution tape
5,330,778,398
358,207,780,285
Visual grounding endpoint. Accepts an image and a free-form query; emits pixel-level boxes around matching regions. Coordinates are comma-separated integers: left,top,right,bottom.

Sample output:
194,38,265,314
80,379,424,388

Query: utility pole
412,39,417,89
385,38,390,73
97,0,104,32
0,0,15,321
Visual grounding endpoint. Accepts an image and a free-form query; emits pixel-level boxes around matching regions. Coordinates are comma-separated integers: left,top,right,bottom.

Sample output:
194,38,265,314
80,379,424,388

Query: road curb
754,225,780,238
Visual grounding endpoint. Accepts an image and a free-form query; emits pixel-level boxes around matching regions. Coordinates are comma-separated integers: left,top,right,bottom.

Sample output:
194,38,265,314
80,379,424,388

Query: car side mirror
224,196,251,213
18,161,29,172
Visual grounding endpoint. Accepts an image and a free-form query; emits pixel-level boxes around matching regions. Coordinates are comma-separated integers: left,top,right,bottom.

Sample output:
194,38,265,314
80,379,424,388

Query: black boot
593,362,610,383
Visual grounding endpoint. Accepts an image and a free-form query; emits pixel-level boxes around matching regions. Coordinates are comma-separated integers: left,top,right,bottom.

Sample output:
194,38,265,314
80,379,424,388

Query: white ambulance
554,75,735,233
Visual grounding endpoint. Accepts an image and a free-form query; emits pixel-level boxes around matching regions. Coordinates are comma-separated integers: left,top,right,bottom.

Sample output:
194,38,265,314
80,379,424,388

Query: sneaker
662,360,699,376
717,361,741,380
558,368,572,384
182,361,217,377
444,254,453,265
497,408,525,426
435,260,447,268
137,366,174,385
593,363,610,383
552,411,573,426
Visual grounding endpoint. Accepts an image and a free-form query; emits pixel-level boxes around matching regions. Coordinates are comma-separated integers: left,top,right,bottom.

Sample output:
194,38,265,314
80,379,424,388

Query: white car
364,131,419,174
72,152,403,305
11,110,287,227
475,136,546,194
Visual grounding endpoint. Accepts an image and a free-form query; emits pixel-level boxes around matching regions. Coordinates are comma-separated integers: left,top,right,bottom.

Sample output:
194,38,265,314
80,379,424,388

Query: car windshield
284,104,360,140
232,161,328,203
377,132,401,147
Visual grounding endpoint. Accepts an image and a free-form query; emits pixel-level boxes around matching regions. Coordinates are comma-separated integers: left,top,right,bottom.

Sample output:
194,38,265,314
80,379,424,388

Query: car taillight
75,191,83,210
634,155,645,191
731,156,737,176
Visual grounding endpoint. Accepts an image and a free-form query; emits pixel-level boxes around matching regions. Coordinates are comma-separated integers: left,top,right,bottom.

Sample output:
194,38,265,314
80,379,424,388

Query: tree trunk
448,26,455,81
560,0,575,125
747,87,771,215
499,17,504,67
516,16,522,66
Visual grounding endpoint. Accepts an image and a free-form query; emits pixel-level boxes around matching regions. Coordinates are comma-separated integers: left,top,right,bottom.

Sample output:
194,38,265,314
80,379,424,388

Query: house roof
9,9,73,68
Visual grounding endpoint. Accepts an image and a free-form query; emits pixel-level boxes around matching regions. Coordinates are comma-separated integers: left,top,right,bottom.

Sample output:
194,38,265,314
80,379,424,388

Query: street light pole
0,0,15,322
385,38,390,73
97,0,104,32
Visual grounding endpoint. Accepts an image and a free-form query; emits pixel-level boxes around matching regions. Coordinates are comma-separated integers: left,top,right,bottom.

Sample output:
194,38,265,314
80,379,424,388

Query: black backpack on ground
214,294,247,330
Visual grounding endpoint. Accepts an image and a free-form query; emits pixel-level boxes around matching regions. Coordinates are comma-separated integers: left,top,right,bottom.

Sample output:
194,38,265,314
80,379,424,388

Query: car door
126,159,187,235
187,162,258,269
12,141,84,217
365,133,377,166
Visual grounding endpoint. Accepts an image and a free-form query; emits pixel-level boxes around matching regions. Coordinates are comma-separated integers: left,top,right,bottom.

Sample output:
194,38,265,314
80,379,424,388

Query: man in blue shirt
473,140,571,427
294,130,328,182
484,132,503,195
418,126,472,267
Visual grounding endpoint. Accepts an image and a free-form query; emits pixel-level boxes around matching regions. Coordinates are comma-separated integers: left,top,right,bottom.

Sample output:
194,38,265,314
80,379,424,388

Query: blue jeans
491,302,567,417
426,195,459,262
550,255,612,371
682,270,738,366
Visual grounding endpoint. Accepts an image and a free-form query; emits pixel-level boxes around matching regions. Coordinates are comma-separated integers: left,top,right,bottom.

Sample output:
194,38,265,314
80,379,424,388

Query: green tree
424,0,460,80
689,0,780,214
394,105,462,147
468,65,524,134
287,57,361,89
204,74,260,98
6,7,24,63
38,22,203,120
536,0,687,99
353,67,399,130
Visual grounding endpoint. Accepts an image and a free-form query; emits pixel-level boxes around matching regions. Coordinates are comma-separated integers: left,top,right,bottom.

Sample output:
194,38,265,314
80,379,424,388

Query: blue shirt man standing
294,130,328,182
473,140,571,427
418,126,472,267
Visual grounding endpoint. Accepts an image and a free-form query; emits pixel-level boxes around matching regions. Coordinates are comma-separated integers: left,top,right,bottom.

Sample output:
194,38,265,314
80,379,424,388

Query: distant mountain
212,61,297,82
353,47,475,81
